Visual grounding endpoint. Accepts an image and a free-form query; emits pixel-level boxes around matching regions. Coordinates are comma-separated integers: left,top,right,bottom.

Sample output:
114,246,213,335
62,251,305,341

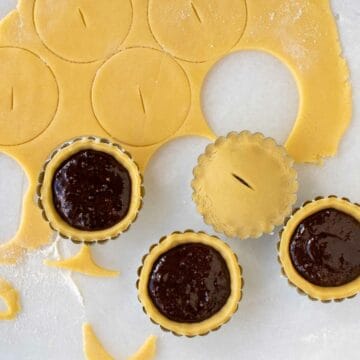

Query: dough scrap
83,323,157,360
0,277,21,320
44,245,119,278
127,336,157,360
83,323,115,360
148,0,247,62
0,0,351,264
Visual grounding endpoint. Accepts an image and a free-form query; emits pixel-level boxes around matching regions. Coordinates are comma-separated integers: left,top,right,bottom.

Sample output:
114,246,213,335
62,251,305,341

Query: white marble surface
0,1,360,359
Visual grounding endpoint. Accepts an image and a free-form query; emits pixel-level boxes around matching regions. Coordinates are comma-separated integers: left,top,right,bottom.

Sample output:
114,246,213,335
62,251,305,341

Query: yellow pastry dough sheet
0,0,351,263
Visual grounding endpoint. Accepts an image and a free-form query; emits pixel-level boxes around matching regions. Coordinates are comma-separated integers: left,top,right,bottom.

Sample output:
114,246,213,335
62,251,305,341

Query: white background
0,1,360,359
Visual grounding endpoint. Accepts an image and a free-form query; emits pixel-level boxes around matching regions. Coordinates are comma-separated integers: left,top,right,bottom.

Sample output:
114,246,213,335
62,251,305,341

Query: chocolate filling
52,149,132,231
290,208,360,287
148,243,231,323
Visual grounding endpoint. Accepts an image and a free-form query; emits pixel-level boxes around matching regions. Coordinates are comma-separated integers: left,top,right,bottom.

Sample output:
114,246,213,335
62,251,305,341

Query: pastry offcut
0,277,20,320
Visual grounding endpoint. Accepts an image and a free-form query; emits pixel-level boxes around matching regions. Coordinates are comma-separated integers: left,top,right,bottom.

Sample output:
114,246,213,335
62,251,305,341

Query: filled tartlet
137,231,243,336
278,196,360,301
38,136,143,243
192,131,298,239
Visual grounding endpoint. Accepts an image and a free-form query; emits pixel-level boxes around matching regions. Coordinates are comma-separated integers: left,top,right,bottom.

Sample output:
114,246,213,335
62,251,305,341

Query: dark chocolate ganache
148,243,231,323
52,149,132,231
289,208,360,287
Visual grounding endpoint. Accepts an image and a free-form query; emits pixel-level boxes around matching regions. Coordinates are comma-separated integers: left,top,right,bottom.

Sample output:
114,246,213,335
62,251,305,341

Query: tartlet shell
37,136,144,244
192,131,298,240
278,195,360,302
137,230,243,337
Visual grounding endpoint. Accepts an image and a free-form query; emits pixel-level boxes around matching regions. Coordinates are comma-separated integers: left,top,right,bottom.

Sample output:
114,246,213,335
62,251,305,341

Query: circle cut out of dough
148,0,247,62
92,47,191,147
34,0,133,63
0,47,58,146
0,277,20,320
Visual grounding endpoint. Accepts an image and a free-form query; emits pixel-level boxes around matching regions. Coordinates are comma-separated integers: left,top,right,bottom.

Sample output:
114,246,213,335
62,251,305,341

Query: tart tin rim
192,131,298,240
137,230,243,337
37,136,144,243
278,195,360,302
